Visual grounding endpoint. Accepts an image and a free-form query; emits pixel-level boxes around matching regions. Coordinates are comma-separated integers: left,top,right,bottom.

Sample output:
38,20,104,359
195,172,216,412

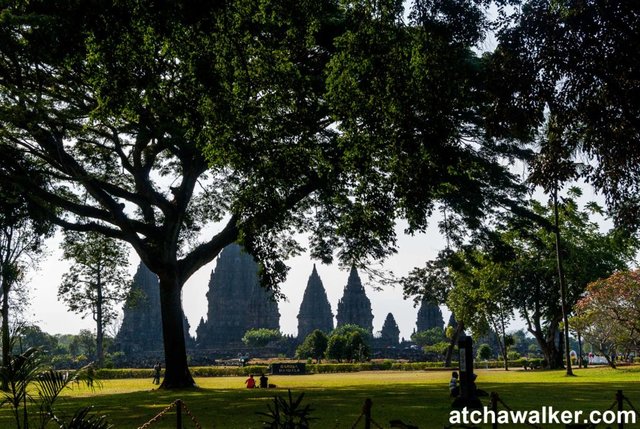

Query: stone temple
116,262,193,354
380,312,400,346
296,264,334,340
416,299,444,332
196,244,280,348
336,267,373,332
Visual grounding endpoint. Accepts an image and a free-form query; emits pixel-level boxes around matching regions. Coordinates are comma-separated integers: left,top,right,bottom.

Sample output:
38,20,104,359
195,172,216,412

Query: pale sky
26,180,623,342
27,220,451,341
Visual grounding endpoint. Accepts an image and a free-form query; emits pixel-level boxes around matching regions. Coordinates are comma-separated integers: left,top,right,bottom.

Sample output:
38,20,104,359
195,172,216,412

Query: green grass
1,366,639,428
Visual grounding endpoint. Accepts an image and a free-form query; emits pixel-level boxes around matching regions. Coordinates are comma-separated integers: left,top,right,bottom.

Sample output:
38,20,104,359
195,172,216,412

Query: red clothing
245,377,256,388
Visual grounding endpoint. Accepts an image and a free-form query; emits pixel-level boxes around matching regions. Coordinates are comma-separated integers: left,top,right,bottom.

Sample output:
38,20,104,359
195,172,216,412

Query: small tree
0,182,52,383
476,343,493,361
574,270,640,367
58,231,130,367
347,332,370,362
325,335,348,363
411,328,445,348
296,330,328,363
241,329,282,348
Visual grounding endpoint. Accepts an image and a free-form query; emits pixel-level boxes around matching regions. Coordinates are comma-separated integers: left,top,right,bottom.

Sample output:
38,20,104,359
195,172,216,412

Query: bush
507,351,521,360
476,344,493,360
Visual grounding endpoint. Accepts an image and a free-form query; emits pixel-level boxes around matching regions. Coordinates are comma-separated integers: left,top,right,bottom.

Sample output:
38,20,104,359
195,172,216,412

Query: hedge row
93,357,634,379
95,365,270,379
94,362,458,379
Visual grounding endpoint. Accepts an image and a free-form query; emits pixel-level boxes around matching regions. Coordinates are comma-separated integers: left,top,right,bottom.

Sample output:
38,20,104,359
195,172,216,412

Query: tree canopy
488,0,640,228
0,0,525,387
574,270,640,367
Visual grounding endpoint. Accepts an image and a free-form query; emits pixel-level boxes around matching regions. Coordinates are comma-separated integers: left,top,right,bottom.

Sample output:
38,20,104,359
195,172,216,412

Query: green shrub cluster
306,361,452,373
472,358,545,369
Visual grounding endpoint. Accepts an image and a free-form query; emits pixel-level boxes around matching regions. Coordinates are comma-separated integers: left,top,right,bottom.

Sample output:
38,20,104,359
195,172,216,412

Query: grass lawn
1,366,639,428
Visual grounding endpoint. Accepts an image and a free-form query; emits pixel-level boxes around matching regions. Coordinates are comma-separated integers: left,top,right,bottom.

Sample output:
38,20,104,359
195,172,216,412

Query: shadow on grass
2,381,639,428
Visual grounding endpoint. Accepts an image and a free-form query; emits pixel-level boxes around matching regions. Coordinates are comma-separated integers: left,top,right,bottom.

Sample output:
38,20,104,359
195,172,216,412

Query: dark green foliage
487,1,640,229
257,390,316,429
296,330,329,362
476,343,493,360
325,324,371,362
325,335,348,362
433,191,637,368
0,171,53,381
331,324,372,342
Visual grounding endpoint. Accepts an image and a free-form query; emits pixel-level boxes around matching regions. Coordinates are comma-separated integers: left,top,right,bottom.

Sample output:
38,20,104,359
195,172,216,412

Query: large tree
477,190,635,368
486,1,640,373
0,0,522,387
0,182,51,383
406,189,636,369
58,231,130,367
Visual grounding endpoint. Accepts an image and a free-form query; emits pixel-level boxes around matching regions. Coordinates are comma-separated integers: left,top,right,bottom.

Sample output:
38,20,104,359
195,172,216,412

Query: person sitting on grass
259,373,268,388
245,374,256,389
449,371,459,397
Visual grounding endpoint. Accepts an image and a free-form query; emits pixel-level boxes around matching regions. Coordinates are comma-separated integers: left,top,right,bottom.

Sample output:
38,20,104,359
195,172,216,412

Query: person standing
152,362,162,385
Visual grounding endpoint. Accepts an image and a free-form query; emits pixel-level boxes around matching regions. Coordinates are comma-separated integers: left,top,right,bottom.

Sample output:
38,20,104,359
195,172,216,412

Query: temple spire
336,267,374,332
196,244,279,348
297,265,334,340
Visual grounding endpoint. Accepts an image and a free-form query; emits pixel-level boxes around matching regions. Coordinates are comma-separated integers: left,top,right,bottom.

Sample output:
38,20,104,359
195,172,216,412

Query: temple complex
416,299,444,332
196,244,280,348
335,267,374,332
116,262,193,354
296,265,334,340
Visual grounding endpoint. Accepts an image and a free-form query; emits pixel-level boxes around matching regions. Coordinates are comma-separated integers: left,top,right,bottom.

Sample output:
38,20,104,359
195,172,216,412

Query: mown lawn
1,366,639,428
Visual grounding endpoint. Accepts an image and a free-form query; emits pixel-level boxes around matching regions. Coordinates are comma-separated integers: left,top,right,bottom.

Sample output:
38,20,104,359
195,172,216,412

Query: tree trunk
577,332,583,369
158,274,195,389
96,268,104,367
539,340,561,369
501,332,509,371
553,186,574,376
445,322,464,367
1,275,10,391
531,327,563,369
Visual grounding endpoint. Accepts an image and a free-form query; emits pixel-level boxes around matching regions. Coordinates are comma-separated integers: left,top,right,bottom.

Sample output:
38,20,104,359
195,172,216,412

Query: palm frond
64,407,113,429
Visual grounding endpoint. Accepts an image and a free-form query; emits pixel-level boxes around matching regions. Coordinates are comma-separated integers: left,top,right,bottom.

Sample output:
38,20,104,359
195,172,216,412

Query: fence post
364,398,372,429
176,399,183,429
616,390,624,429
490,392,499,429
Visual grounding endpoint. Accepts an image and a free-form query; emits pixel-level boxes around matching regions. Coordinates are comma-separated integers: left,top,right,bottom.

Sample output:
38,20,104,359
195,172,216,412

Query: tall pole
553,185,574,376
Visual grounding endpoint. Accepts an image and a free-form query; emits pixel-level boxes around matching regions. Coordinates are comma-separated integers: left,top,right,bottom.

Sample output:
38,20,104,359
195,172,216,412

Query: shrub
507,351,521,360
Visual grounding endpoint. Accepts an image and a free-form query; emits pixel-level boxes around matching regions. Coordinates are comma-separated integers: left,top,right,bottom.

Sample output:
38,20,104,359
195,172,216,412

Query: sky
25,179,622,342
26,219,452,341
